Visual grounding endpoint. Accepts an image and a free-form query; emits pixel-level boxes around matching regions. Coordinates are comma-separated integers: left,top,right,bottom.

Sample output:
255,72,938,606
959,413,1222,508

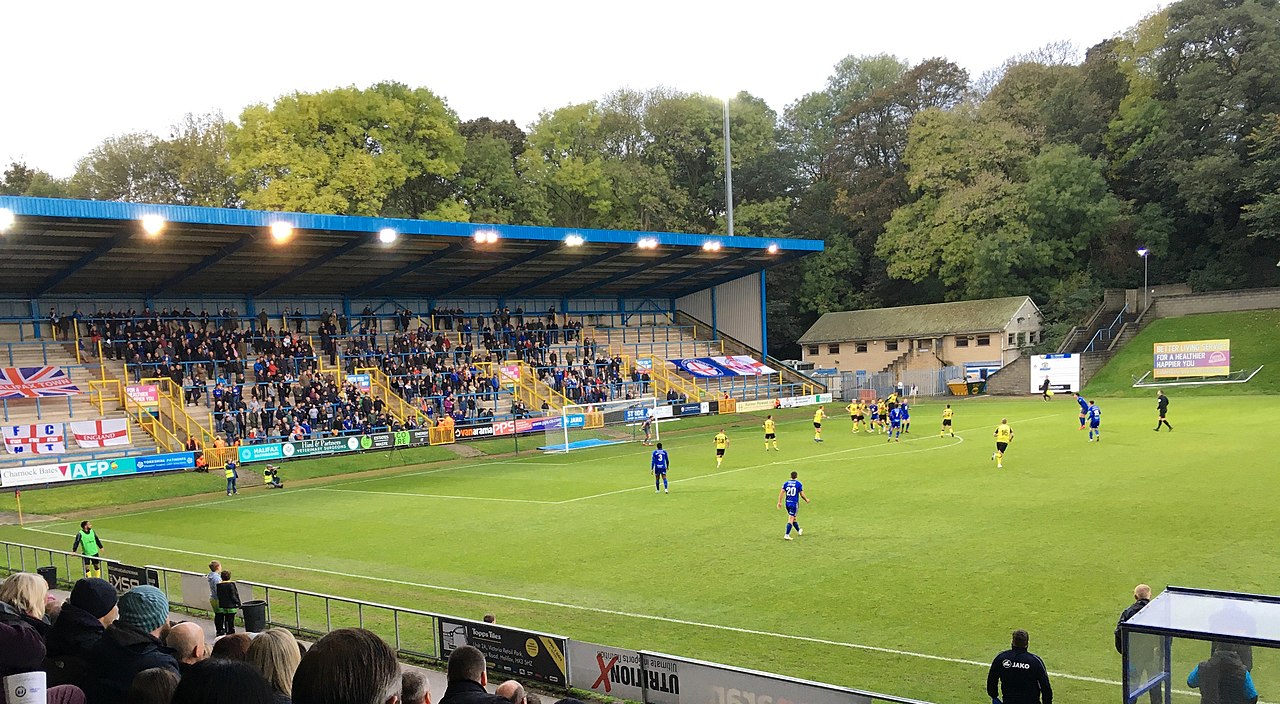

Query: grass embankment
1084,309,1280,397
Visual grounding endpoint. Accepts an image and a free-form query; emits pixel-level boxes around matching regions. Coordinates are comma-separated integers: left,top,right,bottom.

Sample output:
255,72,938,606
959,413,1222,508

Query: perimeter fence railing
0,539,934,704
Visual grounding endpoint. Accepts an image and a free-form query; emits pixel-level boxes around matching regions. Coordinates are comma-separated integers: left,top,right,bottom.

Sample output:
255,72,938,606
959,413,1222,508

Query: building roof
798,296,1038,344
0,197,822,300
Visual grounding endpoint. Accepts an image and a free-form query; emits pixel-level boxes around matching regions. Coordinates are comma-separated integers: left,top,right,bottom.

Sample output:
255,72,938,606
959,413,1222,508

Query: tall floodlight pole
1137,247,1150,310
723,96,734,237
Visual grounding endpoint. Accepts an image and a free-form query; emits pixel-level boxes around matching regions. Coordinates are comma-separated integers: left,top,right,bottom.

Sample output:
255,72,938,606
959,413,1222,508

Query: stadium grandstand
0,196,823,469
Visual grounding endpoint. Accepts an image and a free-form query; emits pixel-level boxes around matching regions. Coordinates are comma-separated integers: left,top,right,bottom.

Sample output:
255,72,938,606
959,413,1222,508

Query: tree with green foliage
230,82,465,219
0,161,71,198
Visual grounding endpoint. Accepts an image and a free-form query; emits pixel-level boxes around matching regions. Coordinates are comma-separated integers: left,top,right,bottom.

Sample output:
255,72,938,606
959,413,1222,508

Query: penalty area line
17,525,1125,689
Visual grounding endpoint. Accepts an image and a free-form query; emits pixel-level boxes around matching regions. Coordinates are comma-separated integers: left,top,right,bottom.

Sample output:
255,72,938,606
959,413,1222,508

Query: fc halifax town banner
670,356,777,378
0,367,82,398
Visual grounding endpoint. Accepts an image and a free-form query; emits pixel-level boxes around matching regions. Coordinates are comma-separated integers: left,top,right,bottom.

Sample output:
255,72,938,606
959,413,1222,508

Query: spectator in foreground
47,577,119,659
439,645,512,704
127,667,180,704
172,658,275,704
90,585,180,704
494,680,526,704
247,628,303,704
166,621,208,674
292,628,401,704
0,574,46,678
483,613,495,624
986,629,1052,704
402,671,432,704
211,632,253,660
1,572,51,637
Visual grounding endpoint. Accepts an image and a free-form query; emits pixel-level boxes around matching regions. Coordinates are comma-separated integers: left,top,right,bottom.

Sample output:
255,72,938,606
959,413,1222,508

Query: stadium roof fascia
0,197,823,254
0,196,823,300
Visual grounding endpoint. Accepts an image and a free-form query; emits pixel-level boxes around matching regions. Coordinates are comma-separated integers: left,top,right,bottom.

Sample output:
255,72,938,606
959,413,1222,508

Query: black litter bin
241,600,268,633
37,565,57,589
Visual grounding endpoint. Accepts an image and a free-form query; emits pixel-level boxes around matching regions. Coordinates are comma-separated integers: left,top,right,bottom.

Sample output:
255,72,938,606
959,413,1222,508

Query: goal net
541,397,660,453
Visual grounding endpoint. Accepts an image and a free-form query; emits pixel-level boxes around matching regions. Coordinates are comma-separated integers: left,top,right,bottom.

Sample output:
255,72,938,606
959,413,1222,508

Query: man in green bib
72,520,105,578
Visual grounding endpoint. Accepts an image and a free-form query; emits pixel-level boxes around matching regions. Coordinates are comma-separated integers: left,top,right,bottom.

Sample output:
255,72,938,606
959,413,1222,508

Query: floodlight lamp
474,229,500,244
703,240,722,252
270,221,294,241
0,208,14,232
378,228,398,245
637,237,659,249
767,243,779,254
1137,247,1149,257
141,214,166,236
564,234,585,247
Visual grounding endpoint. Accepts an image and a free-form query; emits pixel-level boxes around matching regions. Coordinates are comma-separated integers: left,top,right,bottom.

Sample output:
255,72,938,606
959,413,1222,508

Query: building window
828,344,840,354
955,336,970,348
855,342,867,353
976,335,990,346
886,340,899,351
807,345,819,355
1008,333,1017,346
916,339,931,351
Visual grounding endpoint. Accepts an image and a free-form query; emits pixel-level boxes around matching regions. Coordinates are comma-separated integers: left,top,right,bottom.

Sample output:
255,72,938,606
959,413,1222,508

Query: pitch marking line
27,412,1063,522
557,412,1062,505
312,488,558,505
18,523,1126,690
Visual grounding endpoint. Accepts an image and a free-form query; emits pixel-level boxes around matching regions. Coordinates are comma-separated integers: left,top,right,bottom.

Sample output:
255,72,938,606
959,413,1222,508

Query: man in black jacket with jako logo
987,629,1052,704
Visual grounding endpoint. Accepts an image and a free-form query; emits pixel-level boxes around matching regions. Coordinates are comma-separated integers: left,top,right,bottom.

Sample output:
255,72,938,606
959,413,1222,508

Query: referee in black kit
1154,391,1173,431
987,629,1052,704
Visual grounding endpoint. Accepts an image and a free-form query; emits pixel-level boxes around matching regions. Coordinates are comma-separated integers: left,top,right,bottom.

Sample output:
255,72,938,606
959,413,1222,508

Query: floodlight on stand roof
270,221,294,242
0,208,13,232
767,243,779,254
564,233,585,247
637,237,659,249
378,228,398,245
473,229,500,244
702,240,722,252
141,214,166,236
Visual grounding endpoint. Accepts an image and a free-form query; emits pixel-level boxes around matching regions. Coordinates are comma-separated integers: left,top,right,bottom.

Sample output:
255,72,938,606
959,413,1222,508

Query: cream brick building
797,296,1043,374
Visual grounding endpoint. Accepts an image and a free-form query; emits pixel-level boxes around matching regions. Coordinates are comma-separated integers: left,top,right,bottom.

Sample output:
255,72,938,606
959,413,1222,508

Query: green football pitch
3,396,1278,703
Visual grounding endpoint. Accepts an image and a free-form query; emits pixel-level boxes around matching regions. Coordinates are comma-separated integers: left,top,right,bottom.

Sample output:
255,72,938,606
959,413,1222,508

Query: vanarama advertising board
1153,339,1231,378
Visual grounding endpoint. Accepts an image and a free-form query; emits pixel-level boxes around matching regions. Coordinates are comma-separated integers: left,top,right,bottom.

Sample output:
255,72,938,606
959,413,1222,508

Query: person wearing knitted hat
89,585,179,704
46,577,118,659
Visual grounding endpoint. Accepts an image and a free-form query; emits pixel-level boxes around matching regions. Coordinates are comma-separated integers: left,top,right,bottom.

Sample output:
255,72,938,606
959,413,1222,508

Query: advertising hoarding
1029,354,1081,393
1153,339,1231,378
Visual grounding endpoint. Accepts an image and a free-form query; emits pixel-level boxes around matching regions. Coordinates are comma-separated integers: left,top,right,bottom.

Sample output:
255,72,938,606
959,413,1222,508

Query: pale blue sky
3,0,1165,177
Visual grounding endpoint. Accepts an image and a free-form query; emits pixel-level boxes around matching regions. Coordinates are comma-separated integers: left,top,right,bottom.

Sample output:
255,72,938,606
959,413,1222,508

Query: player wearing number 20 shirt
777,471,810,540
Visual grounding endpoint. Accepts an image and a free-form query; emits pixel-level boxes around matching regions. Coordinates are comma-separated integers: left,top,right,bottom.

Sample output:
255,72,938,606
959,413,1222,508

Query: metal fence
827,366,967,401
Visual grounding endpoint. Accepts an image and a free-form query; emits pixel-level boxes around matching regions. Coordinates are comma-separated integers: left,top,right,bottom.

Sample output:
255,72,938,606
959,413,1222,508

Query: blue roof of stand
0,196,823,300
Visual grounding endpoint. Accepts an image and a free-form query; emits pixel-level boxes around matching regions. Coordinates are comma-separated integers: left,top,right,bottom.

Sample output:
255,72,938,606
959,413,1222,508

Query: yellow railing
355,366,419,425
313,340,428,426
495,360,573,412
429,426,456,445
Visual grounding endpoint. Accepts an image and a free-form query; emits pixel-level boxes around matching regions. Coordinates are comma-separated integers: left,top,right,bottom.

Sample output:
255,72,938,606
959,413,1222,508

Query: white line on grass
311,488,558,504
556,412,1066,504
16,523,1128,691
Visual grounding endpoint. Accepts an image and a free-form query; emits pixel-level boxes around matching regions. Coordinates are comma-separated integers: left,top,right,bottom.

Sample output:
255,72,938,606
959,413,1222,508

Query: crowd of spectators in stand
46,303,694,445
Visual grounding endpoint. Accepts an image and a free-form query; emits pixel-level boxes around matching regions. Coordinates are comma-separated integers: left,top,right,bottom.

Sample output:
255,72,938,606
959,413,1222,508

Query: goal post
542,396,660,453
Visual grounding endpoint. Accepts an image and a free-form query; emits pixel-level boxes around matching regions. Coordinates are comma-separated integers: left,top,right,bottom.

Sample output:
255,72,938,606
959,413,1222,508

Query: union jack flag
0,367,83,399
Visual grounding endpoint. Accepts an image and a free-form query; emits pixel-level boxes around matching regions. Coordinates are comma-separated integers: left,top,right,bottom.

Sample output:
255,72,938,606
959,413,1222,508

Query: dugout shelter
0,196,821,359
1118,585,1279,704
